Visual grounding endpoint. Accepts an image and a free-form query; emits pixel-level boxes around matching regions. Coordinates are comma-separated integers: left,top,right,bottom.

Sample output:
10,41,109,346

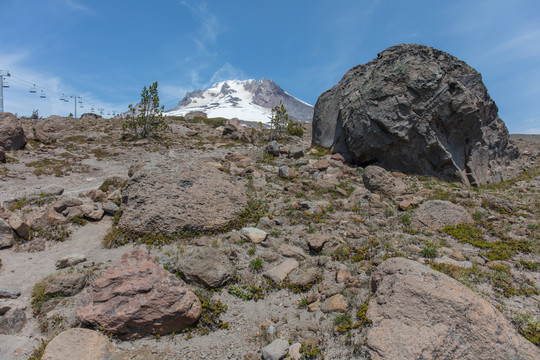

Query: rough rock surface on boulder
312,44,519,185
0,217,15,248
0,112,26,150
366,257,539,360
119,160,247,234
77,249,201,339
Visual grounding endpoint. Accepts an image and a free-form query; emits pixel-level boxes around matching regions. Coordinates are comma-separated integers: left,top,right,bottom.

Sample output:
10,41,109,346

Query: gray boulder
262,339,289,360
367,257,539,360
0,112,26,150
312,44,519,185
0,217,15,248
119,159,247,234
413,200,473,230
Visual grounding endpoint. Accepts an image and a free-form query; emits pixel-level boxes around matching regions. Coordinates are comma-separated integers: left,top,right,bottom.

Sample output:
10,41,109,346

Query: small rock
80,203,104,221
264,259,299,284
363,166,408,197
53,197,83,213
7,214,29,240
39,185,64,196
330,153,345,163
336,269,351,283
265,141,282,157
44,273,87,296
0,307,26,335
241,227,268,244
278,244,307,261
262,338,289,360
0,287,20,299
0,217,15,248
55,254,87,269
320,294,348,313
306,234,327,252
308,301,320,312
256,217,275,231
288,343,302,360
313,159,331,171
278,166,295,179
102,201,119,215
288,146,304,159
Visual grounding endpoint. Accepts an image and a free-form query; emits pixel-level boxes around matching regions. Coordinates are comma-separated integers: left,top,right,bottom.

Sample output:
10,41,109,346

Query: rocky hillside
165,79,314,123
0,112,539,359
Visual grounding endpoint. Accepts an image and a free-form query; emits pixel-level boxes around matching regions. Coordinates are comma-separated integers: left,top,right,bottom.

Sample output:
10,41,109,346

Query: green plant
250,257,263,271
123,81,168,138
27,339,50,360
286,120,304,137
300,341,322,359
268,100,291,140
182,289,228,336
421,244,438,259
514,313,540,345
401,213,411,225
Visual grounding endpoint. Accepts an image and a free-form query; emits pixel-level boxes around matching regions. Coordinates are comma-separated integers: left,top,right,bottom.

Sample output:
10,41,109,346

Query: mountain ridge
165,78,314,124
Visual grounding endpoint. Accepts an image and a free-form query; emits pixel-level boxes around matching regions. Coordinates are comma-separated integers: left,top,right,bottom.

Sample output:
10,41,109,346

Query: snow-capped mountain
165,79,314,124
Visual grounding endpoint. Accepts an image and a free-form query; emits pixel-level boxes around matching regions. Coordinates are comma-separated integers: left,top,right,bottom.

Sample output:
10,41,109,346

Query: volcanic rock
0,217,15,248
0,112,26,150
119,160,247,234
366,257,539,360
312,44,519,185
77,249,201,338
33,115,68,143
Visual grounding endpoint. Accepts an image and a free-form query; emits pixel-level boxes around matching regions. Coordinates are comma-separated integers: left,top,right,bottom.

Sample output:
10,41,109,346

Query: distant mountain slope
165,79,313,124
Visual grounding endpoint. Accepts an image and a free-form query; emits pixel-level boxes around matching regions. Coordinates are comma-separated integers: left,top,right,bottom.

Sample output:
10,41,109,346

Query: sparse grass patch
249,257,264,271
31,277,64,315
421,244,438,259
27,339,50,360
228,284,266,301
182,289,228,337
514,312,540,346
31,224,71,242
27,158,72,177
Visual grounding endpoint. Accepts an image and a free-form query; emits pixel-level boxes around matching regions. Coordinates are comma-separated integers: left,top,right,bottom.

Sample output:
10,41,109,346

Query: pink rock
330,153,345,163
77,249,201,339
313,159,331,171
26,207,67,230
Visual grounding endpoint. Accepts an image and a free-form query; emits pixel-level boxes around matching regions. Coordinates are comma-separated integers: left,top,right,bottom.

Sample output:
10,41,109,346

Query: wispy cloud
62,0,95,14
490,27,540,60
206,63,246,87
181,0,220,54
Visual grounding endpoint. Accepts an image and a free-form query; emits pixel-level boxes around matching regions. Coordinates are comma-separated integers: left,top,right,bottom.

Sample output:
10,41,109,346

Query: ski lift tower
0,70,11,113
71,95,81,118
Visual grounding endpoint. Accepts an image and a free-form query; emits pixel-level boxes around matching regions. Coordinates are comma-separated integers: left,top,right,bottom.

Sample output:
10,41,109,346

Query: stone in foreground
42,328,115,360
77,249,201,339
119,160,247,234
366,257,539,360
312,44,519,185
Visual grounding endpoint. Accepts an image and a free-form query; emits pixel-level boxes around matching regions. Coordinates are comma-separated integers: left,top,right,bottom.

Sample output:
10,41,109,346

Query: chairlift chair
2,81,9,88
29,85,37,93
40,90,46,98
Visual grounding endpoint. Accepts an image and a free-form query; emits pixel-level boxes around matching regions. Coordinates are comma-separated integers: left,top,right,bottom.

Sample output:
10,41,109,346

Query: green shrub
122,81,168,138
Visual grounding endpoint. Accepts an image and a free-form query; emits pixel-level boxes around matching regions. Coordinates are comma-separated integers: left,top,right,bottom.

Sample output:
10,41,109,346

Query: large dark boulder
312,44,519,185
0,112,26,150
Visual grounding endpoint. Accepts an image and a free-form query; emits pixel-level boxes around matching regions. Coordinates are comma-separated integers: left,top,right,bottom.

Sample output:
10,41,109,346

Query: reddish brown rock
313,159,331,171
330,153,345,163
367,257,539,360
7,214,30,240
77,249,201,339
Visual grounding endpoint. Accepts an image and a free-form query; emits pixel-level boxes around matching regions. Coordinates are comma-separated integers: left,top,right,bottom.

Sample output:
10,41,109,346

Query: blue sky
1,0,539,133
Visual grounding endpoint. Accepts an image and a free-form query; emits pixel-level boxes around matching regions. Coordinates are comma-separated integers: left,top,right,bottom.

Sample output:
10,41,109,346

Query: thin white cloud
490,28,540,60
181,0,220,53
62,0,94,13
206,63,246,87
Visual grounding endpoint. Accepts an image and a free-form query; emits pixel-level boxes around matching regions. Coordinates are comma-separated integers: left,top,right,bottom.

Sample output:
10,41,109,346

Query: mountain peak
165,79,313,123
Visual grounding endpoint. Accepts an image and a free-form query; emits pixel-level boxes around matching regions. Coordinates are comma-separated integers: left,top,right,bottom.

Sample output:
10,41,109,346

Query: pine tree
123,81,168,138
